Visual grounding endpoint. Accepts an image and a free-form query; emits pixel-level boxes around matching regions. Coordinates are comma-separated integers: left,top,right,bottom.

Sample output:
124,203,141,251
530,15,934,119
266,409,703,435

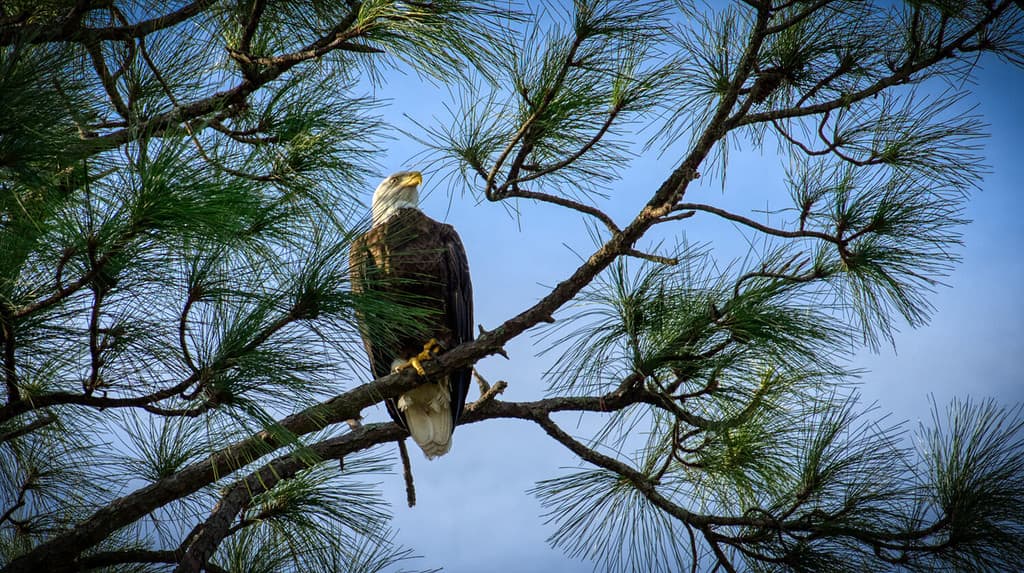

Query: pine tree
1,1,1022,571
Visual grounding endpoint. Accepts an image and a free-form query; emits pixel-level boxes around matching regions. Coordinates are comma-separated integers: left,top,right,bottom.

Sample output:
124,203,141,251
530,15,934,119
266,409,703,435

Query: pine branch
735,1,1015,129
237,0,268,54
645,4,773,214
502,102,624,191
9,373,640,571
1,288,321,424
83,38,130,119
73,549,229,573
484,27,588,198
0,413,56,444
0,0,219,45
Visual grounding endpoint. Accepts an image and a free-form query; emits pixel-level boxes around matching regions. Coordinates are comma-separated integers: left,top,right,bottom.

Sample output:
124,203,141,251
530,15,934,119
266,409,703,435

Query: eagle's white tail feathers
397,381,452,459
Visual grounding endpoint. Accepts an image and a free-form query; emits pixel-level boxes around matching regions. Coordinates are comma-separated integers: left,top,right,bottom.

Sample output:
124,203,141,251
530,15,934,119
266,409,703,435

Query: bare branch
703,528,739,573
676,202,839,244
467,380,508,412
0,477,31,526
237,0,267,54
503,188,621,234
397,439,416,509
178,295,199,375
1,312,18,404
84,287,105,395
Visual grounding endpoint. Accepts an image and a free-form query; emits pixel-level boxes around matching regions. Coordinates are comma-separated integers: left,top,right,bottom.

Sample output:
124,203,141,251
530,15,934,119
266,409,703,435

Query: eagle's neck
371,199,419,227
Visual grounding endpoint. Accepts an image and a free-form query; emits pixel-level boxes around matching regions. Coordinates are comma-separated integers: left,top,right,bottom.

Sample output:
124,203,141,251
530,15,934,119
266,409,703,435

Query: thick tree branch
171,423,405,573
10,368,970,572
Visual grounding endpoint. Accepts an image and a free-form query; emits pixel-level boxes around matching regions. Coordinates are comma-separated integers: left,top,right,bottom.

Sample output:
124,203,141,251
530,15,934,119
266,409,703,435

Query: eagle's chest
367,228,446,292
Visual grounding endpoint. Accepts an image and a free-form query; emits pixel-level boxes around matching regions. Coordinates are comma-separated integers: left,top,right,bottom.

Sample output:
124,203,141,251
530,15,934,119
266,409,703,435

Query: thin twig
677,202,839,244
703,528,739,573
472,368,490,394
502,103,625,189
485,29,587,196
85,287,106,395
178,295,199,374
0,477,31,525
625,249,679,265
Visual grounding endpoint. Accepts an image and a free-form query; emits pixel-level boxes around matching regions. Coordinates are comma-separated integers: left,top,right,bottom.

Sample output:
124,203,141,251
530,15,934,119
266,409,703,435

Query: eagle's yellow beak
402,171,423,187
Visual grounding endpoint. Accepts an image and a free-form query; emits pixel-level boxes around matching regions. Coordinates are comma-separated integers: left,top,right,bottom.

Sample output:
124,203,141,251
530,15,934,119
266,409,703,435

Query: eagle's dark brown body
349,207,474,448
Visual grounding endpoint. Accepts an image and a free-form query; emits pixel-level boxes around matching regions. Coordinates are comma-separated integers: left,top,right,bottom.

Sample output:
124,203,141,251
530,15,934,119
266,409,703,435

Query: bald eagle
350,171,474,458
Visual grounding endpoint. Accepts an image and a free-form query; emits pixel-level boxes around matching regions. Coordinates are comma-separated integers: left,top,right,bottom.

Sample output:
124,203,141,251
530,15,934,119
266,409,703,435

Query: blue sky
350,13,1024,573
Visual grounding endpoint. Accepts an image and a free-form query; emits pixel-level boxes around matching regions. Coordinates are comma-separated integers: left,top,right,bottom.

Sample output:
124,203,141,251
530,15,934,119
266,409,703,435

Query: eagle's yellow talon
419,338,442,359
408,356,427,376
394,339,442,376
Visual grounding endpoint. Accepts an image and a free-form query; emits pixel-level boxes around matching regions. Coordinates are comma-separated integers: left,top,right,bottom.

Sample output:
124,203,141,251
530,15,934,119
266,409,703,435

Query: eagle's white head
371,170,422,227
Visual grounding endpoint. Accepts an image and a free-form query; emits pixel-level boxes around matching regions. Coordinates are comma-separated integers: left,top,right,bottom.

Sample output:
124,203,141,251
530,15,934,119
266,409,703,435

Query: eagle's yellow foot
394,339,442,376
